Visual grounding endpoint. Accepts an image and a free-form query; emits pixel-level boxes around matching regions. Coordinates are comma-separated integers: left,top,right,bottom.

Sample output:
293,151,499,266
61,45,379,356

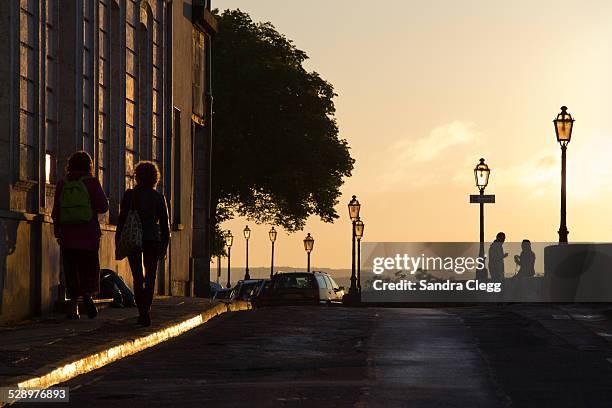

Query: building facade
0,0,216,323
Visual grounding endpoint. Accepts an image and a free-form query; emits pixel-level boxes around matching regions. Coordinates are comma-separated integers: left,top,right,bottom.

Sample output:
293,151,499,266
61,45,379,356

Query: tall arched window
98,0,111,198
108,0,122,222
82,0,95,155
45,0,59,188
138,3,153,161
124,1,139,187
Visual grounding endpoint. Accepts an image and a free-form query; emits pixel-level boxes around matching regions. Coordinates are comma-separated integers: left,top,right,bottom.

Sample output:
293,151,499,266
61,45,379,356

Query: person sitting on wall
514,240,536,278
52,151,109,319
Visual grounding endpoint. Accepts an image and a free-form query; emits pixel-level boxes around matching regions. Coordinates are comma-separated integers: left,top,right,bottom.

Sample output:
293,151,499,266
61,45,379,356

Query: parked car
258,271,345,306
210,282,223,293
231,279,267,302
213,288,233,302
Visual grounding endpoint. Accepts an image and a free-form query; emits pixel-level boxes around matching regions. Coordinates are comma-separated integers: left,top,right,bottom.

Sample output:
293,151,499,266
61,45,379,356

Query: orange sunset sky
214,0,612,270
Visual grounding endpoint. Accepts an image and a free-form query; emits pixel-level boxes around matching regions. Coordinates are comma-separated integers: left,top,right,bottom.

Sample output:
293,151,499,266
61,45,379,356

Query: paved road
33,305,612,407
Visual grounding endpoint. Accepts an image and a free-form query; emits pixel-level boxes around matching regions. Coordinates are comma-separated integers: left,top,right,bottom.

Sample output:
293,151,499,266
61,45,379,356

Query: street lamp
347,195,361,297
243,226,251,280
553,106,574,243
269,227,277,278
354,219,364,292
474,158,490,280
224,231,233,288
304,233,314,272
474,158,490,193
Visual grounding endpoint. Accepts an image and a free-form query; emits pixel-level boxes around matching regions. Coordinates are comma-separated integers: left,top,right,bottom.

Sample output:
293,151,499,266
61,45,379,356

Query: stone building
0,0,216,323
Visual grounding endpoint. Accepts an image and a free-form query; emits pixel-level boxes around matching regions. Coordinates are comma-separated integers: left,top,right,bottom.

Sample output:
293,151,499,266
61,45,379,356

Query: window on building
98,0,111,196
192,29,205,119
109,0,122,223
173,107,181,226
45,0,58,187
45,153,52,184
19,1,37,182
138,5,153,160
82,0,95,154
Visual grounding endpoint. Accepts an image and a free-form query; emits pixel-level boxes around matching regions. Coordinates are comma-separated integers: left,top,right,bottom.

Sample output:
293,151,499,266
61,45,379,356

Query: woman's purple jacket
51,171,109,251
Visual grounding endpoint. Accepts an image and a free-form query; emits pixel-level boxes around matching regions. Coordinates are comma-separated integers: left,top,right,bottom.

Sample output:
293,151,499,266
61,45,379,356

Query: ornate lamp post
553,106,574,244
304,233,314,272
243,226,251,280
354,219,364,292
474,158,490,280
347,195,361,296
224,231,233,288
269,227,277,278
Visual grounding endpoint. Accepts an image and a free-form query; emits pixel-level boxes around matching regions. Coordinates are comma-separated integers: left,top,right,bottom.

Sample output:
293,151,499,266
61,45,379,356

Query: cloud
493,136,612,200
393,121,481,163
495,150,558,196
375,121,484,189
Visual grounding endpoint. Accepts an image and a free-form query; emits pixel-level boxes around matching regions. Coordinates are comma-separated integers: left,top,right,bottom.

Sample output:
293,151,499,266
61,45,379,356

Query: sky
214,0,612,270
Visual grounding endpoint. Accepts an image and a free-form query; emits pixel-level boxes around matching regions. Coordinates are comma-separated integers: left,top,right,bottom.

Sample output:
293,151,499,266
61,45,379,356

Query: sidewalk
0,297,251,393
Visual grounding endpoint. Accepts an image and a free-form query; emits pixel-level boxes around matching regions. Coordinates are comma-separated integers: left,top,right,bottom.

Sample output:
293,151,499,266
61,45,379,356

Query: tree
210,9,354,257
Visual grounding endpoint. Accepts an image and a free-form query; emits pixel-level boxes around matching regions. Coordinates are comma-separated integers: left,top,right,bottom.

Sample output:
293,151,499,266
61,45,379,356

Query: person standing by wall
488,232,508,282
116,161,170,327
52,151,109,319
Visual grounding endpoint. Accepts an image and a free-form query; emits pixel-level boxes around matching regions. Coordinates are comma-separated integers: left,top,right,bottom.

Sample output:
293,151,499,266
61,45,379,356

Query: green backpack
59,177,93,224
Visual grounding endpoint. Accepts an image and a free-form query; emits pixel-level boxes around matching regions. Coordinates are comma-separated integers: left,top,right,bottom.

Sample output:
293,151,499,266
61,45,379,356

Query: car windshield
274,274,314,289
315,275,327,289
215,290,231,300
238,282,260,297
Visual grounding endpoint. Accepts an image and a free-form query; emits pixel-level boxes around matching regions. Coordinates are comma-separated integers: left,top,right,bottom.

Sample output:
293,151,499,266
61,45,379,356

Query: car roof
273,272,312,276
237,279,265,284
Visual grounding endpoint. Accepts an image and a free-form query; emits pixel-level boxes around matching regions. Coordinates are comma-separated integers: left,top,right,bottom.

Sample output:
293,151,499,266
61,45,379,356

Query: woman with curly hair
117,161,170,326
52,151,109,319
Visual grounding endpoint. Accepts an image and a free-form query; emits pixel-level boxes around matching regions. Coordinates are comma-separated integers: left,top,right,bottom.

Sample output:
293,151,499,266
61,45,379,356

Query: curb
2,300,252,406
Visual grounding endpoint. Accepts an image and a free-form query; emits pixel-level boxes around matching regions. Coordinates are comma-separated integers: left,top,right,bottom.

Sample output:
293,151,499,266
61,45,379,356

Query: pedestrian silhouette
51,151,109,319
514,239,536,278
116,161,170,327
488,232,508,282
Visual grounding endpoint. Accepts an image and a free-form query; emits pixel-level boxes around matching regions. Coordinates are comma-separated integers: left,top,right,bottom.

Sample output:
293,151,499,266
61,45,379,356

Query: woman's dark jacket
116,185,170,253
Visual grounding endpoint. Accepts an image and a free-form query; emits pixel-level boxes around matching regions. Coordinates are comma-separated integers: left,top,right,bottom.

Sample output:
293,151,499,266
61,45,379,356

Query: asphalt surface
28,305,612,408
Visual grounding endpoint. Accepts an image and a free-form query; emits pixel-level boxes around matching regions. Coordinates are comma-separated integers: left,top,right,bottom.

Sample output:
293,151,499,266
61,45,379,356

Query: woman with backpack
116,161,169,327
52,151,109,319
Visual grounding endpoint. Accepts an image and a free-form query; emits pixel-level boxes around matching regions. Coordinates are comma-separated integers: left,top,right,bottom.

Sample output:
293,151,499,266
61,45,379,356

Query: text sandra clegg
372,254,486,275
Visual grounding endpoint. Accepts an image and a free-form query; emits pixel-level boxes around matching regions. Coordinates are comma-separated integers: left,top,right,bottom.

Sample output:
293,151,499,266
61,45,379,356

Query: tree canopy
211,9,354,256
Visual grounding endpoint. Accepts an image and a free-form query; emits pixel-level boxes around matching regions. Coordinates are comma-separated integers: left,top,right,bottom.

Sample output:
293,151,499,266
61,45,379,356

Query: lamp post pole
351,220,356,292
245,240,250,280
553,106,574,244
271,241,275,278
479,189,485,269
357,234,361,292
355,219,364,293
243,226,251,280
226,247,232,288
559,144,569,243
